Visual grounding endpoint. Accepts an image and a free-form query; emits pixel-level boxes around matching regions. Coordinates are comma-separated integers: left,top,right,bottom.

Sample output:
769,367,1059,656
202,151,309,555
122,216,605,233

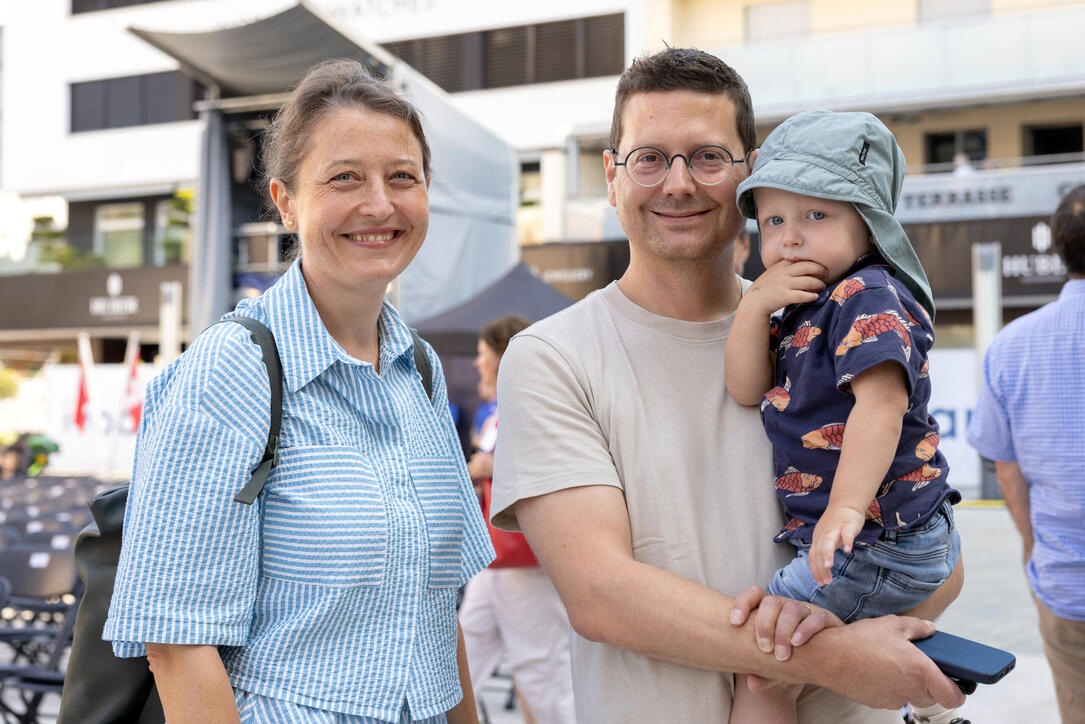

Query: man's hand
743,259,828,316
809,504,867,586
813,615,966,711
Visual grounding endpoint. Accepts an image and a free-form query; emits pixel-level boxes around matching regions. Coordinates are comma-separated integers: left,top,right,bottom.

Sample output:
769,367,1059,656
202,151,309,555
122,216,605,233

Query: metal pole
159,281,183,365
972,241,1002,500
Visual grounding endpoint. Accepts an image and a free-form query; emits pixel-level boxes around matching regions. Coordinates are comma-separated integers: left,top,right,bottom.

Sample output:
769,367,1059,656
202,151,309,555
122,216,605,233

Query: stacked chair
0,475,107,723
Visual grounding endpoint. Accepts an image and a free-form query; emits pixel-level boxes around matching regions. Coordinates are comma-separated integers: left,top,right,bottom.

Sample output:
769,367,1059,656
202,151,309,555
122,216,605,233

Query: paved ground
478,502,1060,723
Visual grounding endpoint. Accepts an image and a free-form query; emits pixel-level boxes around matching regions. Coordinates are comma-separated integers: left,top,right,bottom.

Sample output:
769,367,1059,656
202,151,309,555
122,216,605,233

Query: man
490,48,965,723
968,184,1085,724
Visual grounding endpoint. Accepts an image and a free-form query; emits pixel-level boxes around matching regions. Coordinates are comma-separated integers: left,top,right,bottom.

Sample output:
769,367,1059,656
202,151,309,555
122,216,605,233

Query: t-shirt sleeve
103,324,268,656
829,283,923,393
489,332,622,532
966,340,1017,462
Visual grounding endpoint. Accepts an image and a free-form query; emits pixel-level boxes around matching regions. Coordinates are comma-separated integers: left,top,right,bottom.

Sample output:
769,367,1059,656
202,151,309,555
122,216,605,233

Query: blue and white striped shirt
968,278,1085,621
104,260,494,722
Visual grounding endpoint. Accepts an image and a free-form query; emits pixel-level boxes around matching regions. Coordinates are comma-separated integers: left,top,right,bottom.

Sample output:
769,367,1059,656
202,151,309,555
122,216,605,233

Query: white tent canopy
129,1,518,329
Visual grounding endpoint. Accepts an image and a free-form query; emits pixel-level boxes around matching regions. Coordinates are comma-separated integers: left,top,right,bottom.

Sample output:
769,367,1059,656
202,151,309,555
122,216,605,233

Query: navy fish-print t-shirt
763,255,959,545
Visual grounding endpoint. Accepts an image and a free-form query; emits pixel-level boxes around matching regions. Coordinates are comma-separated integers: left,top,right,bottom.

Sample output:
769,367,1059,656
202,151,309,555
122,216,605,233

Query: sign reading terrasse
897,164,1085,224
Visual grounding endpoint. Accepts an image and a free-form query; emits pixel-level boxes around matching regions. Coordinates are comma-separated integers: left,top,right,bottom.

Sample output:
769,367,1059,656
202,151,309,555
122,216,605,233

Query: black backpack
57,318,434,723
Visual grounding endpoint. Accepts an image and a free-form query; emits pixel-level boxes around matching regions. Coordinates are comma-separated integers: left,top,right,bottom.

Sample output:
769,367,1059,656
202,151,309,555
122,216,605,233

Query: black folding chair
0,547,81,723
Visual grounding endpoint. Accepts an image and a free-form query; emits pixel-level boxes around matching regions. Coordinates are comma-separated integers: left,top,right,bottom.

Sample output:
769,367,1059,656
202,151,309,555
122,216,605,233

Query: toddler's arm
725,260,826,405
810,360,909,586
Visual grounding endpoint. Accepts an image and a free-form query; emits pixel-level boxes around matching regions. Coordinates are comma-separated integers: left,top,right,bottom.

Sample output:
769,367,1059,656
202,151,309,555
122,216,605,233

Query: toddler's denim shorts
766,499,961,622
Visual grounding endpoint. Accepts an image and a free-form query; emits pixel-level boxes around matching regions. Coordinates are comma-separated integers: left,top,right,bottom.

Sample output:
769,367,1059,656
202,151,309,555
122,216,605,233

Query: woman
461,316,576,724
104,60,493,723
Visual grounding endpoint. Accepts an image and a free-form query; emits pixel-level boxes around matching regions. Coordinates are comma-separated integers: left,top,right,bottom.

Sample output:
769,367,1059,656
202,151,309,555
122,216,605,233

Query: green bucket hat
736,109,934,317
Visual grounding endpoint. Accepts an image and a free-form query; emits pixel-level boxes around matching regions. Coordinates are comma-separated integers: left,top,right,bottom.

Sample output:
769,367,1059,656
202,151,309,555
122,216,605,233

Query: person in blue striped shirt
104,59,494,724
968,184,1085,724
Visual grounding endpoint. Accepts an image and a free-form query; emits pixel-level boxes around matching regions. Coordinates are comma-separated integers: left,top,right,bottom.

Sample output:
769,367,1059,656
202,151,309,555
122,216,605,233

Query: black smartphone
912,630,1016,687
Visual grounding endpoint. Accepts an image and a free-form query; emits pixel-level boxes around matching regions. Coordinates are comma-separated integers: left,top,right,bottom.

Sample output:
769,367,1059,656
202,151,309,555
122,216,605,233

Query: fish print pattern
801,422,846,450
835,310,912,361
830,277,866,305
915,432,940,461
775,466,823,496
761,376,792,412
780,322,822,356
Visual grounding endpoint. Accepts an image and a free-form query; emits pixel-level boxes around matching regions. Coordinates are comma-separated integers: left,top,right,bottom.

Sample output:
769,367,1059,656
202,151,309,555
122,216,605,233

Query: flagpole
74,332,94,433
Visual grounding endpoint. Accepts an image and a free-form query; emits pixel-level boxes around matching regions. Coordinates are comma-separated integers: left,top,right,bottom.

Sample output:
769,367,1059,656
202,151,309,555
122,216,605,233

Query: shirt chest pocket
409,456,470,589
262,446,387,587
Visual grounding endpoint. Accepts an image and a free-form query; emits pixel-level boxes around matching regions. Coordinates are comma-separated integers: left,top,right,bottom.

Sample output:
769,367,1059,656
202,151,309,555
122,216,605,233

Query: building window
520,161,542,206
381,13,624,93
94,203,144,268
71,71,201,132
72,0,172,13
924,129,987,165
1024,123,1084,164
918,0,990,23
153,197,191,266
746,1,811,43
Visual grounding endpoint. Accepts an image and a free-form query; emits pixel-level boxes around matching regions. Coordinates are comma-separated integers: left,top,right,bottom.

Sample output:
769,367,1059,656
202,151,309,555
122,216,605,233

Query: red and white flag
121,331,143,433
74,332,94,432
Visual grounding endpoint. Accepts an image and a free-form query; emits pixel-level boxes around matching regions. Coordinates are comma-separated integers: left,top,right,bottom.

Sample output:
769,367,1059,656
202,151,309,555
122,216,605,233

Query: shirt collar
256,260,415,393
1060,277,1085,301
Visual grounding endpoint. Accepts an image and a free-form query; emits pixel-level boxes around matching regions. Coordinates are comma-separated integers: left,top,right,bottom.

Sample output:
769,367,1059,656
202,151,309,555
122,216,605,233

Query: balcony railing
715,4,1085,122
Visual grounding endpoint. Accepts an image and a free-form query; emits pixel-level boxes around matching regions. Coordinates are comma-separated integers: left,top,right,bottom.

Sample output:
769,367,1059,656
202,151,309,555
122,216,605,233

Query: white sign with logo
89,273,140,319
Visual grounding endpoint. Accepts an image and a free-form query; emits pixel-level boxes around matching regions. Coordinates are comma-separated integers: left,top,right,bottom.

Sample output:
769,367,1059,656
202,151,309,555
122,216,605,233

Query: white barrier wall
0,363,154,478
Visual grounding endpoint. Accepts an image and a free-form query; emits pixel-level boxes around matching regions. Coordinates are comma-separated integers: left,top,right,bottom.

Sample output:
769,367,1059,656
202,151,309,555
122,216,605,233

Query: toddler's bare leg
730,674,802,724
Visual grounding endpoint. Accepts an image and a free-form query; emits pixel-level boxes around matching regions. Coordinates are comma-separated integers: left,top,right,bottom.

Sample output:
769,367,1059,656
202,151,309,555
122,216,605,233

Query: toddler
724,110,962,724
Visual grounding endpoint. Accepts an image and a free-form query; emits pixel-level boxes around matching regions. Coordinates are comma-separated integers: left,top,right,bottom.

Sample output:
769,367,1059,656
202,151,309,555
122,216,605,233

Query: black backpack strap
218,317,283,505
410,329,434,402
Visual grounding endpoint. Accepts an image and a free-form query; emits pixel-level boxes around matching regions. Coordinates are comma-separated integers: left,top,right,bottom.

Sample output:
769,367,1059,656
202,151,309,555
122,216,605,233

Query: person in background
0,444,26,481
462,315,576,724
967,183,1085,724
104,59,492,723
733,228,752,276
489,48,965,723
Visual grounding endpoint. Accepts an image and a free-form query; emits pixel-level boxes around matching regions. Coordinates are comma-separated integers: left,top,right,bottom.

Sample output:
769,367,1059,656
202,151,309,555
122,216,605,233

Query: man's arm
515,484,965,710
995,460,1033,564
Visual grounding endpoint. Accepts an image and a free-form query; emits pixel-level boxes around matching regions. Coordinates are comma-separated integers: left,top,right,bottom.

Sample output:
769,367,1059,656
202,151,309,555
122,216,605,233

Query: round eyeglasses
610,145,749,187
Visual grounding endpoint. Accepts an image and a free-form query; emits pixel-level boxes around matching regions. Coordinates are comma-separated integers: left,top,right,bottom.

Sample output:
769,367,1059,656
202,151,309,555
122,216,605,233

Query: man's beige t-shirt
491,282,897,723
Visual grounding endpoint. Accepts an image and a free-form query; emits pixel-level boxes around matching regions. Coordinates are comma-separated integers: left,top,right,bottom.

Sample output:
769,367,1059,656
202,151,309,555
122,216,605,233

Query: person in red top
462,315,576,723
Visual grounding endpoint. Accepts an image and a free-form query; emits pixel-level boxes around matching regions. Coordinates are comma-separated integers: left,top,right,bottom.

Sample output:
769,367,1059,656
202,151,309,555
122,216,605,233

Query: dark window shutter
71,0,103,13
72,0,172,12
144,71,181,124
383,39,420,70
535,19,578,83
485,26,529,89
106,75,142,128
71,80,106,132
422,34,466,92
584,14,624,78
